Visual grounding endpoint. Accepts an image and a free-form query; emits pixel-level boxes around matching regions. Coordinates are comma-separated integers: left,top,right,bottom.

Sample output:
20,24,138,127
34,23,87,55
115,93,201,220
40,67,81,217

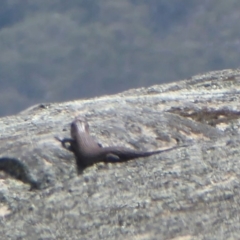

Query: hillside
0,1,240,116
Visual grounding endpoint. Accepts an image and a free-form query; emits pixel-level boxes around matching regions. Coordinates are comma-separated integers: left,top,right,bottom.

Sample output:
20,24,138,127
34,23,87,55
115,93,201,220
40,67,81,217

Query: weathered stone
0,68,240,239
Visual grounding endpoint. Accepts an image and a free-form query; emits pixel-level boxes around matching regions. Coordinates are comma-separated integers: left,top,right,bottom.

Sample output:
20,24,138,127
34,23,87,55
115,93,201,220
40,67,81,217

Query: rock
0,68,240,239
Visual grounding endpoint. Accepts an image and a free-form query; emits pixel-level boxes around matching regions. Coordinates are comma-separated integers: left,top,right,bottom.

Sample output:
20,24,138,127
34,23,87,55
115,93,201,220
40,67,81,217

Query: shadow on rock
0,157,41,190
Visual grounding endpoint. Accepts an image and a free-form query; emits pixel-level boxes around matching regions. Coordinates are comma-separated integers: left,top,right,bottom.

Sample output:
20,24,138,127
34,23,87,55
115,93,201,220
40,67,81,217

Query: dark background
0,0,239,116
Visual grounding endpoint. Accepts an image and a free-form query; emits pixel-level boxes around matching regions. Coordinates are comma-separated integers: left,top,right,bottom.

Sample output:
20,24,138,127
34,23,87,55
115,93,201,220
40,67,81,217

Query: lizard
56,116,187,168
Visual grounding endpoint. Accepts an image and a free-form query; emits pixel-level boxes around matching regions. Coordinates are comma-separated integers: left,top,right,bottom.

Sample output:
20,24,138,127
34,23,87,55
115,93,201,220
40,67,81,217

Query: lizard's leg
98,143,103,148
54,136,75,151
105,153,120,162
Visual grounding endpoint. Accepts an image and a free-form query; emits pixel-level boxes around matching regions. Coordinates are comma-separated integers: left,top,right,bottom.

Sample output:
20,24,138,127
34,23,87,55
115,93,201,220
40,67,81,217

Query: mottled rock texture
1,68,240,239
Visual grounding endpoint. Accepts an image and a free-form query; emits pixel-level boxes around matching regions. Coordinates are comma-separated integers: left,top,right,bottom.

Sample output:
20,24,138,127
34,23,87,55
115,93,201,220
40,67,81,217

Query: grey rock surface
1,68,240,239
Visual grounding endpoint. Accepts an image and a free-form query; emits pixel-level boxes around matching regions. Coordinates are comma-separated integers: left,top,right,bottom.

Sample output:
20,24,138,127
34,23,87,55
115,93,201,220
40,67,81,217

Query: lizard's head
71,116,90,139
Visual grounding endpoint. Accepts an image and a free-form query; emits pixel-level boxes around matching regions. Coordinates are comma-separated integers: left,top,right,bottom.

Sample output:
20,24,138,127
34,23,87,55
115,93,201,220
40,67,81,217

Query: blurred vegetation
0,0,239,116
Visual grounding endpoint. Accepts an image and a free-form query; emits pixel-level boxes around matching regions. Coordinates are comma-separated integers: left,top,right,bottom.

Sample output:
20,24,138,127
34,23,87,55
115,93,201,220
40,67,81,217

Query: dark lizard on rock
56,117,187,168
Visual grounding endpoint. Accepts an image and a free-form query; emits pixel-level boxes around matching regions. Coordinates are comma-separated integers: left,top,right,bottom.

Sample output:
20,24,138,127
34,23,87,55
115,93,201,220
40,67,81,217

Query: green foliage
0,0,239,116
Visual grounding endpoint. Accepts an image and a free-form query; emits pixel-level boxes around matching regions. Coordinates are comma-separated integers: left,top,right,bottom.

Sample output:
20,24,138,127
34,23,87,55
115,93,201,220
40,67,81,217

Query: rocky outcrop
1,69,240,239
